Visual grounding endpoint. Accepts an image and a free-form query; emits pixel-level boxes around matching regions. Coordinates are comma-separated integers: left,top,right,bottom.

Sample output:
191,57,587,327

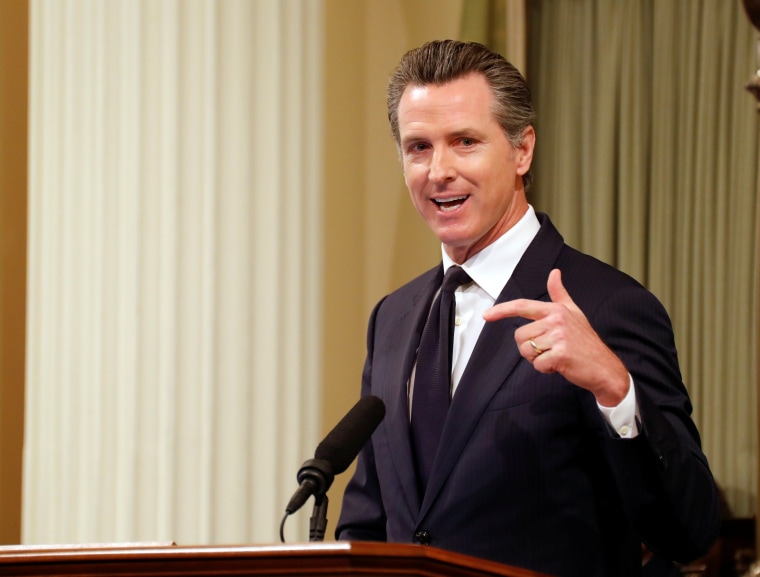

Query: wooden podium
0,542,552,577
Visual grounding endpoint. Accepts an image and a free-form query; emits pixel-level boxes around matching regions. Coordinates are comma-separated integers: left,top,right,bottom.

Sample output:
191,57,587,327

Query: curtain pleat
460,0,527,73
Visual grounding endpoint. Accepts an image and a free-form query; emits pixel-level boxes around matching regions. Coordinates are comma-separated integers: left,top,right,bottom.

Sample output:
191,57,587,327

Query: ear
514,126,535,177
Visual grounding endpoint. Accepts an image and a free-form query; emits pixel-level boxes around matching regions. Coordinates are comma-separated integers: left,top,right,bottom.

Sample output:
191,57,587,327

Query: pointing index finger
483,298,552,322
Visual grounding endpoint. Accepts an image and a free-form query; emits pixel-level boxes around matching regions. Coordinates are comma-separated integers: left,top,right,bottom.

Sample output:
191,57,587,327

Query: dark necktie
411,265,472,493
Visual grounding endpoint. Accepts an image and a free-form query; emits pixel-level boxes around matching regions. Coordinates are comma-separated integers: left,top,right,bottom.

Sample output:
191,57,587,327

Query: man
335,40,719,577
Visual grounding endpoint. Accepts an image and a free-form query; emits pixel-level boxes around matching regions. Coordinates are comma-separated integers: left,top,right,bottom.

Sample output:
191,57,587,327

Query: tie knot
441,266,472,294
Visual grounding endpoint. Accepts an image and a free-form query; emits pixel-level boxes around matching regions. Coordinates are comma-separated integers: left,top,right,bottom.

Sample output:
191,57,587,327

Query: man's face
397,73,535,264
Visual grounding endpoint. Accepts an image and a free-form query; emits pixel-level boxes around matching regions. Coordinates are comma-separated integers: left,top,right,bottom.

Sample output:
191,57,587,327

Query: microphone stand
280,396,386,543
279,493,329,543
309,494,329,542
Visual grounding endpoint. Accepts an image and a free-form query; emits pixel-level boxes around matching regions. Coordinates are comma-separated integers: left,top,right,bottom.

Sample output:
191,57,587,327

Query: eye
406,142,429,154
460,137,475,146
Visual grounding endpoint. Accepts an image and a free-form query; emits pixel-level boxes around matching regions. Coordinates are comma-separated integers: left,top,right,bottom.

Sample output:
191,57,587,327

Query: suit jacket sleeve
587,282,720,563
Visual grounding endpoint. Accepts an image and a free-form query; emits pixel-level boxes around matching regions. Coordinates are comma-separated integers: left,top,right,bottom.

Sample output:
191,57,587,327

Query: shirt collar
441,205,541,300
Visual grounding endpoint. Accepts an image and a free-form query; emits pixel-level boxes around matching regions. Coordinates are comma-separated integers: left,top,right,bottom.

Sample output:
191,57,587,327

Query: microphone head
314,395,386,474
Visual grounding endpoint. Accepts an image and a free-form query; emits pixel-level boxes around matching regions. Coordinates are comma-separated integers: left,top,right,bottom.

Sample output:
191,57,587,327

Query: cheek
404,166,426,195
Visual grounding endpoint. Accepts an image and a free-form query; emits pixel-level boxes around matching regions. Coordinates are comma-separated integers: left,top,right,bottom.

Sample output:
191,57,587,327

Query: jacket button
413,530,431,545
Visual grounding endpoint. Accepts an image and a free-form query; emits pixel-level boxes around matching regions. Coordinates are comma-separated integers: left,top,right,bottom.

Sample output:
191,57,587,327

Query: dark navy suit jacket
336,214,720,577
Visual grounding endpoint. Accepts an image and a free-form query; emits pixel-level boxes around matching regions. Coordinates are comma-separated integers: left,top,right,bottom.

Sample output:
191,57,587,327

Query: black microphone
284,395,386,515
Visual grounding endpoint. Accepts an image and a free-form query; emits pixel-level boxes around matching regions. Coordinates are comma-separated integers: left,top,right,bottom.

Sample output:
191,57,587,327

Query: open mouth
433,195,469,212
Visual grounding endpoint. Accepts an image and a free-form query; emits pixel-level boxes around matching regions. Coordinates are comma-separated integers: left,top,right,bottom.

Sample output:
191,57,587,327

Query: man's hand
482,269,629,407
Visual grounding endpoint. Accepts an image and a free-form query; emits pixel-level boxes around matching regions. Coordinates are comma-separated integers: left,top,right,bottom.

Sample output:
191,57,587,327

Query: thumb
547,268,576,308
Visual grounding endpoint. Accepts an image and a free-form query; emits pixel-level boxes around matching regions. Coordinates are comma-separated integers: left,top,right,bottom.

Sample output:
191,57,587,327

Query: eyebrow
400,127,483,145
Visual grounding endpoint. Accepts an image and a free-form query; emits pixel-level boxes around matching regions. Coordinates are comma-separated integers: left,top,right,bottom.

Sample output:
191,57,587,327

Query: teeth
434,195,467,205
434,195,468,212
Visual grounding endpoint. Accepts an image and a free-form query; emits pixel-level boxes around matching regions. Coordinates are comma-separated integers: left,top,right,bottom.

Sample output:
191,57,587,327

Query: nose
428,148,456,184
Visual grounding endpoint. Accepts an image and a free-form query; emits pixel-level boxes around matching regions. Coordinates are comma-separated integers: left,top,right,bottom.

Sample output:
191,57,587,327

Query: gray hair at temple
386,39,536,193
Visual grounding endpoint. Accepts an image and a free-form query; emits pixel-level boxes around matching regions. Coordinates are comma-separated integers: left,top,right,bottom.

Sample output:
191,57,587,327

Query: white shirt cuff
597,374,639,438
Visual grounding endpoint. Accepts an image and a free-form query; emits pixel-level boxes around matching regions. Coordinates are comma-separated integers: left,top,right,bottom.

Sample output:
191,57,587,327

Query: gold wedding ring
529,338,544,355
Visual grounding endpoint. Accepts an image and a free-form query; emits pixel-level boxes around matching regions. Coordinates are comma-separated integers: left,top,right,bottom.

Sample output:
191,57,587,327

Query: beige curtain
24,0,323,545
462,0,760,518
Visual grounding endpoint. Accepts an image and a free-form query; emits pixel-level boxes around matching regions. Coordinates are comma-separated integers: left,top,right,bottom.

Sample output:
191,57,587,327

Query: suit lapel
418,214,565,518
381,266,442,516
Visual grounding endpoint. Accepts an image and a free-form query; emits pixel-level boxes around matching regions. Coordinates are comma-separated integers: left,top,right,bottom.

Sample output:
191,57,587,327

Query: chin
439,238,477,258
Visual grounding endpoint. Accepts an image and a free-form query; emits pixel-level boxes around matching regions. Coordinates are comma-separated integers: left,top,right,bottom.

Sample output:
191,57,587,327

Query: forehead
397,74,496,134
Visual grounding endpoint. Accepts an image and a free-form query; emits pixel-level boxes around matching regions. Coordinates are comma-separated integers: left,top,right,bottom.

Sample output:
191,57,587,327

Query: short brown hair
387,40,535,192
